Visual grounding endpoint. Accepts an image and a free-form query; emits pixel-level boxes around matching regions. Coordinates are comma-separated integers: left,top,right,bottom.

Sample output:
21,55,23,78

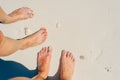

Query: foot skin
0,31,4,44
8,7,34,23
37,46,52,79
60,50,75,80
20,28,48,50
10,77,30,80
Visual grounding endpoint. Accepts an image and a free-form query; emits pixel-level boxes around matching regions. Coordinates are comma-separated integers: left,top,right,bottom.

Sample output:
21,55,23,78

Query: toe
30,13,34,18
61,50,66,56
69,52,74,60
61,50,67,59
73,58,76,66
43,31,47,34
44,32,48,36
41,47,45,54
68,52,72,57
39,28,46,34
38,52,41,58
44,47,48,55
41,47,44,52
71,54,74,60
66,51,69,57
26,13,32,18
40,27,46,31
39,48,43,56
48,46,52,53
73,58,75,62
72,55,75,62
39,50,42,56
69,53,75,61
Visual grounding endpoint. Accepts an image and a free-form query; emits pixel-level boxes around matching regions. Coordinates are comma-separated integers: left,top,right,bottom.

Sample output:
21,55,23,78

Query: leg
0,6,34,24
0,28,47,56
10,77,44,80
9,77,31,80
0,31,4,44
10,46,52,80
60,50,76,80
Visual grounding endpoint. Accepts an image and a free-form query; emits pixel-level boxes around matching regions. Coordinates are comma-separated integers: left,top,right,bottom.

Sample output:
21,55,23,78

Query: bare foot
8,7,34,23
20,28,48,50
37,46,52,79
60,50,75,80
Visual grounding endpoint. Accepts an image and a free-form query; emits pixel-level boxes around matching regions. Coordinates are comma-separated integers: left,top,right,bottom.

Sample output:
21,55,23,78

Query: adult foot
20,28,47,50
60,50,75,80
7,7,34,23
37,46,52,79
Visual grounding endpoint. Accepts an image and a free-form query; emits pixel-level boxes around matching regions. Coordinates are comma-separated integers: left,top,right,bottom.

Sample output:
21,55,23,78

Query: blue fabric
0,59,37,80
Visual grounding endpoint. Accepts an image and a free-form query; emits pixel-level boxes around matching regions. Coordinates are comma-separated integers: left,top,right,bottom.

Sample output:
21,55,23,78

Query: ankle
60,77,72,80
60,79,70,80
38,72,48,80
18,39,28,50
61,79,71,80
1,15,13,24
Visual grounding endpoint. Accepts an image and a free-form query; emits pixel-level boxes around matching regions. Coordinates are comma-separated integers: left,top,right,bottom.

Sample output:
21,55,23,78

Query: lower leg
0,36,24,56
0,28,47,56
9,77,31,80
31,74,45,80
10,75,45,80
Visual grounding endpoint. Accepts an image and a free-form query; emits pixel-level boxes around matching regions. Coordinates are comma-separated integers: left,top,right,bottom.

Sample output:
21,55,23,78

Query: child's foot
8,7,34,23
37,46,52,79
20,28,47,50
60,50,75,80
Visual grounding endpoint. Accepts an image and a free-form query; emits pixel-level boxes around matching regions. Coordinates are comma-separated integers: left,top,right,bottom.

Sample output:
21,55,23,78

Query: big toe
37,28,47,35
